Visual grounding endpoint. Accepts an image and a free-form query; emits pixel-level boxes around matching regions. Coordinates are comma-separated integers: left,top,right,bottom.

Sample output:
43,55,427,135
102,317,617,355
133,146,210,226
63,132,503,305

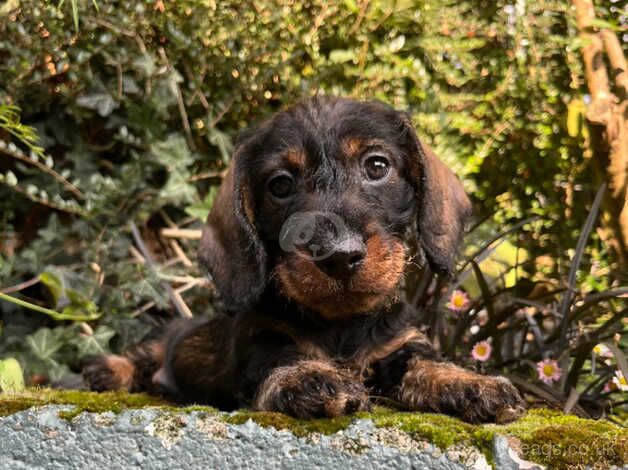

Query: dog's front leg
397,358,525,423
253,360,369,418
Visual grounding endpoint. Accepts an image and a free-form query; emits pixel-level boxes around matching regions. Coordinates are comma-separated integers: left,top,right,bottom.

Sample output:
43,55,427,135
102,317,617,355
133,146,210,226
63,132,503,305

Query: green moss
1,391,625,469
341,407,626,469
224,409,353,437
0,395,43,417
492,409,628,469
176,404,219,414
367,407,477,449
365,408,627,469
0,388,167,419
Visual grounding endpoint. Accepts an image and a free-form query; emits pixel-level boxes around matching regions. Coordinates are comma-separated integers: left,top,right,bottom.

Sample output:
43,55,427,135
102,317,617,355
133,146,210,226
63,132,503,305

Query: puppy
84,97,525,423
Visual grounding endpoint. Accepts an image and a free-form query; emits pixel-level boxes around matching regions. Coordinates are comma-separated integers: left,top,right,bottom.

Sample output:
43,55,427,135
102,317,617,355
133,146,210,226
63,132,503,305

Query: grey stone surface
0,406,495,470
492,435,544,470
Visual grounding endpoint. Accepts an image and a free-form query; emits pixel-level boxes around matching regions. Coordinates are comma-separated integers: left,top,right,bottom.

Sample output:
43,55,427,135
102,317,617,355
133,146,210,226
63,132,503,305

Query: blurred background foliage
0,0,626,421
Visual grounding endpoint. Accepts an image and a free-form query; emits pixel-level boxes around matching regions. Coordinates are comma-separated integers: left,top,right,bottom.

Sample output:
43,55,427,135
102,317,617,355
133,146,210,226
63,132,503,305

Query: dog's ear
198,139,267,314
400,114,472,276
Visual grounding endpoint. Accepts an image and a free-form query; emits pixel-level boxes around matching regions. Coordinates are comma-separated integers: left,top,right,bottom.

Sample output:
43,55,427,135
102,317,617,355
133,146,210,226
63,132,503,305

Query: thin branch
158,47,195,151
169,240,193,267
129,222,193,318
0,276,41,294
0,145,84,199
209,97,235,128
160,228,202,240
130,279,205,317
0,181,86,216
188,169,227,182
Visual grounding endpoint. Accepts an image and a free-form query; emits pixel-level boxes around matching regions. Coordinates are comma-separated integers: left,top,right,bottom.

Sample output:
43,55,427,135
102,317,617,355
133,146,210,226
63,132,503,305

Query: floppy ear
198,145,267,314
400,115,472,276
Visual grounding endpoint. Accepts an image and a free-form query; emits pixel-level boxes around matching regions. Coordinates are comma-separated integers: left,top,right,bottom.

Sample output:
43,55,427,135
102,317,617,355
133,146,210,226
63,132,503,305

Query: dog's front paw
254,360,369,418
398,359,525,423
83,355,135,392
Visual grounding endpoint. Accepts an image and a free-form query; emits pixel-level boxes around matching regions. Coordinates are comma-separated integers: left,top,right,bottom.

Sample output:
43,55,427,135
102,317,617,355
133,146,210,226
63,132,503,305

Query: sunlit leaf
0,358,25,393
39,271,63,306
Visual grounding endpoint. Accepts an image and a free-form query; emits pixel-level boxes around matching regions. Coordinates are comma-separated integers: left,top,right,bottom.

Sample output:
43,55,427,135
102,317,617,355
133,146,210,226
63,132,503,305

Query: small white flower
612,370,628,392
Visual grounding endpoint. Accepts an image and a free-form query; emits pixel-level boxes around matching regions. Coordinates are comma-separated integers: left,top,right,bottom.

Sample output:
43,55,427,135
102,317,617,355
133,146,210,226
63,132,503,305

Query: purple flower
536,359,562,384
447,290,469,312
471,341,492,362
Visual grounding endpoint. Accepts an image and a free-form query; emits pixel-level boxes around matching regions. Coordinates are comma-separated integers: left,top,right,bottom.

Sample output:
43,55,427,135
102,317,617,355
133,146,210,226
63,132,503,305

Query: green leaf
329,49,355,64
567,99,585,138
26,328,65,362
389,35,406,53
133,53,157,77
343,0,358,13
185,186,219,221
151,135,193,169
37,269,101,321
70,325,115,358
39,271,63,305
5,170,17,186
151,135,197,205
0,358,25,393
588,19,618,32
76,93,119,117
207,126,233,164
0,105,45,157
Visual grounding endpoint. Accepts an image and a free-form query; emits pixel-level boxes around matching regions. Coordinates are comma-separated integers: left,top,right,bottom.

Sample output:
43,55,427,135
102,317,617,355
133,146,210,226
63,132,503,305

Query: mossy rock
0,388,169,419
1,390,626,469
229,407,627,469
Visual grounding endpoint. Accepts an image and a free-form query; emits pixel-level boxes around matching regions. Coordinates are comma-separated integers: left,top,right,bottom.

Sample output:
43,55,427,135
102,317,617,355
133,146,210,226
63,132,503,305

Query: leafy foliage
0,0,625,420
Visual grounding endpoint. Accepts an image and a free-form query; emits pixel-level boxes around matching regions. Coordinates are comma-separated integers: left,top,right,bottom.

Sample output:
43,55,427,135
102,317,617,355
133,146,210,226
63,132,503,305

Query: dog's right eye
363,155,390,181
267,173,295,199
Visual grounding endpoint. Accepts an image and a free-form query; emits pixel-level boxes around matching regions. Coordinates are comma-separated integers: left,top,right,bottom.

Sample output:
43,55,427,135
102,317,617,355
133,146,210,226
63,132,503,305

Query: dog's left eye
267,172,295,199
363,155,390,181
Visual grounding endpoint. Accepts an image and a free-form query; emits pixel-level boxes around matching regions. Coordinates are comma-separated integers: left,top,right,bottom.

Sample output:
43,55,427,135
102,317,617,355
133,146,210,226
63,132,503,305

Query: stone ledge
0,390,625,469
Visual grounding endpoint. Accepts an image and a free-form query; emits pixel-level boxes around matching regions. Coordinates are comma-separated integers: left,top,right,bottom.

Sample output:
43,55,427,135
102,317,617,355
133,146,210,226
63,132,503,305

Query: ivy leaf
133,53,157,77
26,328,65,361
37,268,101,321
151,134,193,169
185,186,218,221
64,289,98,315
70,325,115,358
0,358,25,393
39,271,63,305
151,135,196,205
207,126,233,164
47,361,71,382
76,93,119,117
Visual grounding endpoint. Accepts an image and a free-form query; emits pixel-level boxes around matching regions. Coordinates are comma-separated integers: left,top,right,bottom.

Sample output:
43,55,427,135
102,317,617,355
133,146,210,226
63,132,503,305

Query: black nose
315,237,366,279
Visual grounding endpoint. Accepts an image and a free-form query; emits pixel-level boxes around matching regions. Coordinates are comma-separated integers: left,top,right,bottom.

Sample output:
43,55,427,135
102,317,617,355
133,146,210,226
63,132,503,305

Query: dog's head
199,97,471,317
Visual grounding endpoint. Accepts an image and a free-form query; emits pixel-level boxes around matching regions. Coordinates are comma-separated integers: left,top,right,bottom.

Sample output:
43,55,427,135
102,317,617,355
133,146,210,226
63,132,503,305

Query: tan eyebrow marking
341,138,391,159
284,149,306,168
342,137,365,158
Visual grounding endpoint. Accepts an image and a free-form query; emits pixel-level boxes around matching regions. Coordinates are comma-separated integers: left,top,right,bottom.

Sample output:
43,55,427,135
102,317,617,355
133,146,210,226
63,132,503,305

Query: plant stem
0,293,100,321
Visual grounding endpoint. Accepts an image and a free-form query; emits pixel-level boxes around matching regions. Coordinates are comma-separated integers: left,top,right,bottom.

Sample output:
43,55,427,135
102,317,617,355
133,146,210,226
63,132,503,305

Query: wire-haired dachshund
84,97,525,423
